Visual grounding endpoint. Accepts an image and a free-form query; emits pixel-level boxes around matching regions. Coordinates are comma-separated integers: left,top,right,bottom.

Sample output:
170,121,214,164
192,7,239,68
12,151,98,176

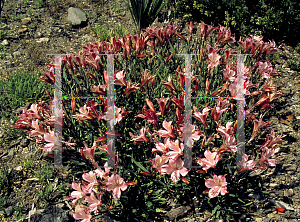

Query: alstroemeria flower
237,154,257,174
29,119,45,137
152,139,169,154
136,105,158,126
162,76,176,92
205,174,229,198
196,150,220,172
257,147,279,167
156,119,176,139
150,154,168,175
129,128,150,142
249,118,271,143
222,67,236,82
103,106,123,129
114,70,127,86
85,192,102,213
70,181,89,205
41,130,55,152
208,51,221,70
154,97,169,116
211,106,230,123
178,123,201,148
166,139,184,160
95,162,111,179
82,170,98,185
106,173,128,200
193,106,211,128
73,207,92,222
80,141,97,162
161,157,189,183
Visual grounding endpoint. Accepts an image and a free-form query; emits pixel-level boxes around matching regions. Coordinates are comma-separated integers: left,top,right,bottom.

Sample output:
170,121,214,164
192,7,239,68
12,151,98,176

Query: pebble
255,218,263,222
21,17,31,25
284,188,294,197
18,27,28,33
1,39,8,46
36,37,49,43
15,166,22,171
13,51,21,58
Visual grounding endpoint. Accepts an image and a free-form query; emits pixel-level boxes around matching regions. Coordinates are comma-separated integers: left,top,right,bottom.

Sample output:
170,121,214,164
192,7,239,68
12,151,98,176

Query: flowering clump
13,21,287,220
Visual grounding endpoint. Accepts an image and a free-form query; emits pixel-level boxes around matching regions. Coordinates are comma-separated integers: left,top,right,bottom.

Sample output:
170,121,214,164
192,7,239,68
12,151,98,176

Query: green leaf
132,157,148,172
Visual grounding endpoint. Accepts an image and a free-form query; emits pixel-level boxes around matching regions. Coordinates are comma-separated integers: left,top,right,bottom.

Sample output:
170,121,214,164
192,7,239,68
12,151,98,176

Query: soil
0,0,300,222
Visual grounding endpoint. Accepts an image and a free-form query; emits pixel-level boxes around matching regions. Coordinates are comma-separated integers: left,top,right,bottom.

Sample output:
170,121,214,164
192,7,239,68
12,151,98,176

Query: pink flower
205,174,229,198
178,123,201,148
152,139,169,154
73,207,93,222
196,150,220,172
103,106,123,128
237,154,257,173
106,173,128,200
85,192,102,213
156,119,176,139
154,97,169,116
166,139,184,160
193,106,211,128
80,142,96,162
70,181,89,205
211,106,230,122
249,118,270,143
129,128,150,142
161,157,189,183
222,67,236,82
41,130,55,152
82,170,98,185
257,147,279,167
29,119,45,137
208,52,221,70
95,162,111,179
150,154,168,174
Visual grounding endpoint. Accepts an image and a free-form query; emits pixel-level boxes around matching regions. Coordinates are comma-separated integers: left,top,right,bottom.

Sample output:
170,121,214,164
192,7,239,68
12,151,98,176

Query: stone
165,206,191,221
13,51,21,58
284,188,294,197
4,206,13,217
67,7,87,26
15,166,23,171
18,28,28,33
36,37,49,43
21,17,31,25
29,203,70,222
255,218,263,222
1,39,8,46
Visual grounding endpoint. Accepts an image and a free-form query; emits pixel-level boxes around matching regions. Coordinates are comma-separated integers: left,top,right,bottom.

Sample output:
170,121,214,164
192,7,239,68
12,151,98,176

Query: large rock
67,7,87,26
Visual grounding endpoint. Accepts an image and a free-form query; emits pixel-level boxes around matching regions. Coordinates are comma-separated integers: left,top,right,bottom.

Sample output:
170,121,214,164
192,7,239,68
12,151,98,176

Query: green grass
91,24,128,42
0,71,51,119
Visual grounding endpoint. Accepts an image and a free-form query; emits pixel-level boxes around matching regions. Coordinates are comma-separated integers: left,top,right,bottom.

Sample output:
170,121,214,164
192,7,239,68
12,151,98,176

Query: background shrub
167,0,300,47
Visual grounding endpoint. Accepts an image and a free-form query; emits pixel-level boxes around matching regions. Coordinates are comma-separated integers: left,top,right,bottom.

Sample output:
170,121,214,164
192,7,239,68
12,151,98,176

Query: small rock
15,166,23,171
248,193,260,199
267,213,275,219
36,37,49,43
269,199,294,211
4,206,13,217
255,218,263,222
284,188,294,197
18,28,28,33
1,39,8,46
268,183,278,187
21,17,31,25
13,51,21,58
35,31,42,38
67,7,87,26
